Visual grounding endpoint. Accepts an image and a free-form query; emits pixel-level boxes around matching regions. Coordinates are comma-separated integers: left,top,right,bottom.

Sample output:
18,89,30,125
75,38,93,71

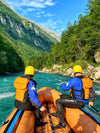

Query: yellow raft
0,87,100,133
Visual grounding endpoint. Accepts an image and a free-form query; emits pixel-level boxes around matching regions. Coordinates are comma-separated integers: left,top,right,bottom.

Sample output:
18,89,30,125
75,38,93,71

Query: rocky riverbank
39,64,100,83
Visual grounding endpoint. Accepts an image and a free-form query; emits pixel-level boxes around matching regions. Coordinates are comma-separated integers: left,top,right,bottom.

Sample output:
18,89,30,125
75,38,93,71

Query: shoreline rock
39,65,100,83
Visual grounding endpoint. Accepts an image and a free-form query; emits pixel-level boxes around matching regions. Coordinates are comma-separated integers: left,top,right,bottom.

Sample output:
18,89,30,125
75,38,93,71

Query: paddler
14,66,47,126
51,65,95,129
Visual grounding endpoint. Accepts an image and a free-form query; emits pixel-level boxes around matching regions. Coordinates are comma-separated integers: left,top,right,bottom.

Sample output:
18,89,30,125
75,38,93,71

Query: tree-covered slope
0,0,60,74
0,29,47,74
0,32,24,74
0,0,60,51
32,0,100,69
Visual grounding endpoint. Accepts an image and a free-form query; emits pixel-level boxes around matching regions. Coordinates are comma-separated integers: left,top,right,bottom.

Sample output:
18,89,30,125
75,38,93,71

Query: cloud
4,0,63,35
4,0,56,9
45,0,55,6
4,0,56,18
39,19,63,35
56,28,64,35
34,11,55,18
40,19,62,30
44,13,56,17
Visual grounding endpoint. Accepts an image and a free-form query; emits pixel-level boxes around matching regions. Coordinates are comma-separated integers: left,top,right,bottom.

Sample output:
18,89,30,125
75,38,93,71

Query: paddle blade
98,111,100,114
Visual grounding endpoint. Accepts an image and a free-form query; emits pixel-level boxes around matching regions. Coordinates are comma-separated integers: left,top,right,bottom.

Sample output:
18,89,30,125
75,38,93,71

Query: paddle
91,106,100,114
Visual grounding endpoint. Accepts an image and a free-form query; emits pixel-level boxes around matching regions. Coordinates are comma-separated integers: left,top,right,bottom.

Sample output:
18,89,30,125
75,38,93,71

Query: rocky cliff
0,0,60,52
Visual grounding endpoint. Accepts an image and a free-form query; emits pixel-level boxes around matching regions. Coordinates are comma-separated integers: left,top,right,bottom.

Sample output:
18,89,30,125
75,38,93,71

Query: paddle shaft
91,106,100,114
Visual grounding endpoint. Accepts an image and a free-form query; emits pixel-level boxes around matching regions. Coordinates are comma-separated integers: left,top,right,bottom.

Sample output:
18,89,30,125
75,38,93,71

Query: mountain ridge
0,0,61,55
0,0,60,74
0,0,60,43
20,15,61,42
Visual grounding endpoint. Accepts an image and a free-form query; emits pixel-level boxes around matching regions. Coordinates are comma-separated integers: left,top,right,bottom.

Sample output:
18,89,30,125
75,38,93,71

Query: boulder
94,51,100,63
95,71,100,80
53,64,62,69
40,67,51,73
63,68,73,76
94,67,100,71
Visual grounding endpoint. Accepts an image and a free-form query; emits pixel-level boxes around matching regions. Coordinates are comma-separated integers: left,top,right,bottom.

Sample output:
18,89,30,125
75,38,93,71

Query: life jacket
70,77,93,100
81,77,93,99
14,77,30,102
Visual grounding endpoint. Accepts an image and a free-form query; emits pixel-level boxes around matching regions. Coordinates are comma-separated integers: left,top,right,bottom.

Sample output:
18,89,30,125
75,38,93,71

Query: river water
0,72,100,126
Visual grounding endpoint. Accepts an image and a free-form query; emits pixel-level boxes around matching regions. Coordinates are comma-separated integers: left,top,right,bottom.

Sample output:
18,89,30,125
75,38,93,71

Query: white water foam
0,92,15,99
3,78,8,82
56,83,61,85
95,91,100,95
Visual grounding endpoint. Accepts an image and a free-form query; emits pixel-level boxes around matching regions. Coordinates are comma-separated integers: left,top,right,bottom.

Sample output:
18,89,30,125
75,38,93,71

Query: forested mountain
0,0,100,74
0,0,60,74
0,33,24,74
33,0,100,69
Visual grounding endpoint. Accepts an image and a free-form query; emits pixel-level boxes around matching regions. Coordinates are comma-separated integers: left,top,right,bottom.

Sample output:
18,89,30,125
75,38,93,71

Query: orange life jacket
81,77,93,99
14,77,30,102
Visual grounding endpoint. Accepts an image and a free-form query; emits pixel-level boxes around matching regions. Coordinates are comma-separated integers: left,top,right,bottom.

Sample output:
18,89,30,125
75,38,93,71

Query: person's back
69,76,92,103
51,65,95,129
14,66,47,126
14,76,38,110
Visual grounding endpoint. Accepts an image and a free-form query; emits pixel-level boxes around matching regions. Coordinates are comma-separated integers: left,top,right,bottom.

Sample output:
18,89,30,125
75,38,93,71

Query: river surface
0,72,100,126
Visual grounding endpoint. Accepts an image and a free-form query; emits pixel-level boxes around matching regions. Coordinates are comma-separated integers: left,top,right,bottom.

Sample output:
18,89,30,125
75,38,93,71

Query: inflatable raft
0,87,100,133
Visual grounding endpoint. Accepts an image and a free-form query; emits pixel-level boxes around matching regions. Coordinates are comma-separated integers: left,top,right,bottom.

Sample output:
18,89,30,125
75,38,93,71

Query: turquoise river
0,72,100,126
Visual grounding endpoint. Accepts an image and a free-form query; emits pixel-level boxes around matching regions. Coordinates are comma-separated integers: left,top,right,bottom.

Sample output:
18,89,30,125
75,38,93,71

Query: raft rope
35,105,71,133
45,103,70,133
46,102,55,133
4,109,24,133
91,106,100,114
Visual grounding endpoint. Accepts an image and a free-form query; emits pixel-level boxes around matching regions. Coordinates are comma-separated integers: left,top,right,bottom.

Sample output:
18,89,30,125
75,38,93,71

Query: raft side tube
0,109,35,133
0,108,18,133
80,108,100,125
38,87,100,133
0,87,100,133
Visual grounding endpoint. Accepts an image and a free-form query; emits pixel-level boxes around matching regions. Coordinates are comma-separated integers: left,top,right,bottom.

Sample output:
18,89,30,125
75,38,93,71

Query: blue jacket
61,77,94,103
28,80,41,108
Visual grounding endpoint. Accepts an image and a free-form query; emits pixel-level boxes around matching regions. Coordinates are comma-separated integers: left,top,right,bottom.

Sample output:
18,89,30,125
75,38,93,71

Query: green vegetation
0,29,47,74
0,32,24,74
0,0,100,74
32,0,100,70
0,1,58,51
0,1,59,74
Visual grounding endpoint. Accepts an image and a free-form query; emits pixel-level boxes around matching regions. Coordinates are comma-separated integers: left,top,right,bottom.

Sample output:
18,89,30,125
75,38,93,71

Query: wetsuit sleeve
61,80,73,91
28,80,41,108
89,87,95,102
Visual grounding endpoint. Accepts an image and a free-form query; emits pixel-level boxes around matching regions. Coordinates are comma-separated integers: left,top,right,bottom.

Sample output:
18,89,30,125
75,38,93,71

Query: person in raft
14,66,47,126
51,65,95,129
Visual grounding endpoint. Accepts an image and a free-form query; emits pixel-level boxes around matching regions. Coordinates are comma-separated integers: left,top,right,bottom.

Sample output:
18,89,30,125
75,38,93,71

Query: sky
3,0,89,35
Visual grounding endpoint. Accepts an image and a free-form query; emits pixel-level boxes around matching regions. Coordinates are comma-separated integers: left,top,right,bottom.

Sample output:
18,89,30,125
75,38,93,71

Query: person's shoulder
29,79,34,83
71,77,79,80
71,77,82,83
69,77,77,83
29,79,37,85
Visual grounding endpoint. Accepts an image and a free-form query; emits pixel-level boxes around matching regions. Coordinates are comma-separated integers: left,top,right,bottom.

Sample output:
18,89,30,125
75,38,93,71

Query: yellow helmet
73,65,82,74
24,66,35,76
